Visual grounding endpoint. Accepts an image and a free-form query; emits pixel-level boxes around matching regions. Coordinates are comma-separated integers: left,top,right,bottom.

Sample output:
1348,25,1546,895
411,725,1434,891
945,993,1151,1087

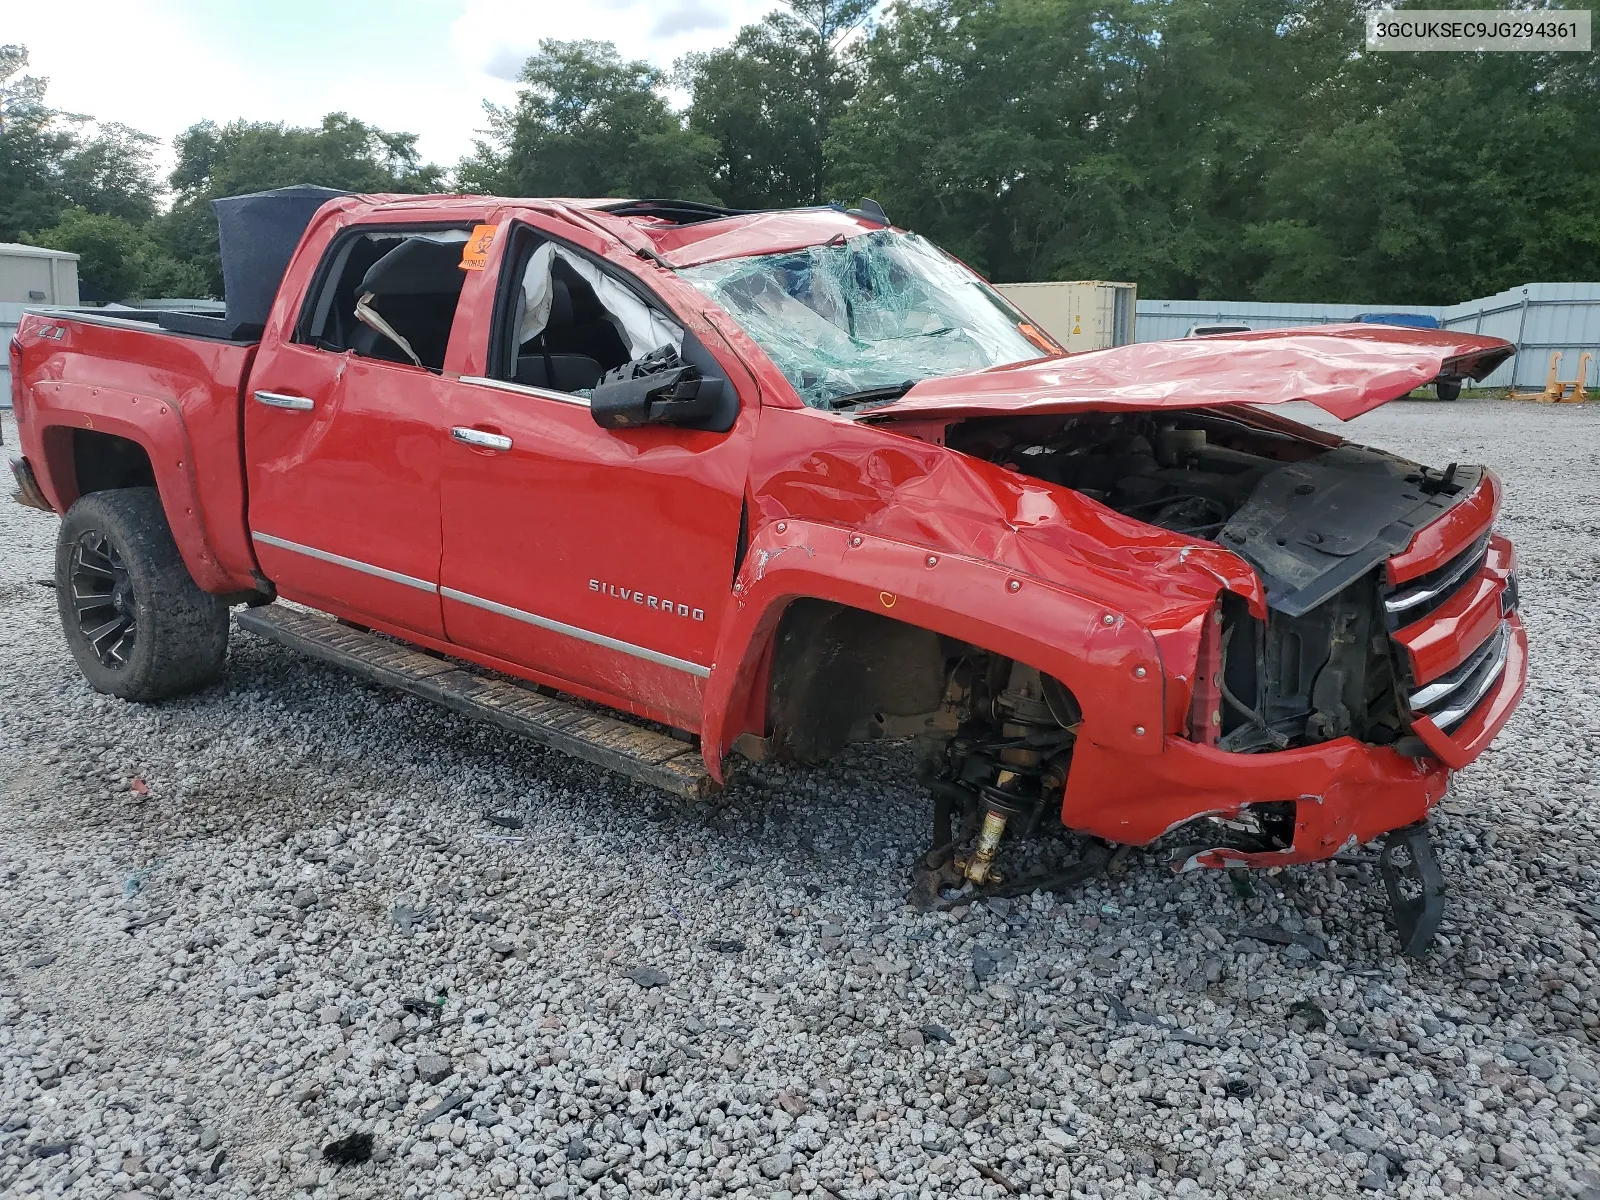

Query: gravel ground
1,399,1598,1200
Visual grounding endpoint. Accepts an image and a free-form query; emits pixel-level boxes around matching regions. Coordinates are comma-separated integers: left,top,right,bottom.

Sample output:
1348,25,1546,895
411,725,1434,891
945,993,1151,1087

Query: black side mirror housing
590,355,726,430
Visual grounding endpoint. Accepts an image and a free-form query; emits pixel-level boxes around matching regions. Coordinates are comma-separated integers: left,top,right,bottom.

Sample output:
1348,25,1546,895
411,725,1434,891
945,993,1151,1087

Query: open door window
509,241,683,393
296,226,473,372
488,227,739,432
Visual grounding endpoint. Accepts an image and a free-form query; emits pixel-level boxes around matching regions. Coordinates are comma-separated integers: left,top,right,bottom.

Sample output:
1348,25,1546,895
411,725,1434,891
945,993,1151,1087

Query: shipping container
995,280,1137,351
0,243,80,306
2,245,81,407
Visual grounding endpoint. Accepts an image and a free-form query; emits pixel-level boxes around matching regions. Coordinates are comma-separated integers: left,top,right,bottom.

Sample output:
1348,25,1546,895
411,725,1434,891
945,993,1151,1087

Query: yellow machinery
1512,350,1593,402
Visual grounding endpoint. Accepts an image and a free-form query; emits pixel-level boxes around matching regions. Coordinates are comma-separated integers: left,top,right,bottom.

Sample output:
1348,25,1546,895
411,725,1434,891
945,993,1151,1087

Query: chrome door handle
255,390,314,411
451,427,513,452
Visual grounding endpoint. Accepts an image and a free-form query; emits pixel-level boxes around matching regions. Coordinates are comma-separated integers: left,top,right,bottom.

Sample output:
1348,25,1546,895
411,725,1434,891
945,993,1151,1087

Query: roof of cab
334,193,893,268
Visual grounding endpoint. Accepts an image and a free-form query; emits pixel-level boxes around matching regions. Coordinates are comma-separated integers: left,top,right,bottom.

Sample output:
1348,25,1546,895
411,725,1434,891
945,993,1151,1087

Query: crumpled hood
860,324,1514,424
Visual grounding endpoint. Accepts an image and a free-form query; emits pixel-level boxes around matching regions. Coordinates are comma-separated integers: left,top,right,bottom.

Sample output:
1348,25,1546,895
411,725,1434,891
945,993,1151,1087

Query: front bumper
1064,731,1451,868
1060,470,1527,868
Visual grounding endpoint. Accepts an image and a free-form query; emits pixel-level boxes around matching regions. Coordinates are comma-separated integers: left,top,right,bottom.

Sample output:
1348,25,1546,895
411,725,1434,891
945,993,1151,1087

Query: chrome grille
1407,619,1511,733
1384,533,1490,624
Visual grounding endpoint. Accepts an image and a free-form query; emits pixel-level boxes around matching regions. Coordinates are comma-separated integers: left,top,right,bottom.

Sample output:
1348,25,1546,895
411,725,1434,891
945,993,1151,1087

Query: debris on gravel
2,403,1599,1199
321,1131,373,1166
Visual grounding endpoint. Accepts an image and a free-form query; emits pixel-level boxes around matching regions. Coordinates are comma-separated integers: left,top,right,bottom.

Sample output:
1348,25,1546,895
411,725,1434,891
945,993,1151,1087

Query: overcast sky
8,0,781,174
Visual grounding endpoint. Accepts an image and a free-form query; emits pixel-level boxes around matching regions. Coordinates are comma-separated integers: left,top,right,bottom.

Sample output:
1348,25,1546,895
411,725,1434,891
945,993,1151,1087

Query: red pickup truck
7,187,1523,951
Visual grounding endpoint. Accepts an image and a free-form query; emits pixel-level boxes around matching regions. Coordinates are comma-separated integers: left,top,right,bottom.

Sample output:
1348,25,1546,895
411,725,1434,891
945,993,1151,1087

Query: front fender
28,381,239,593
701,518,1167,777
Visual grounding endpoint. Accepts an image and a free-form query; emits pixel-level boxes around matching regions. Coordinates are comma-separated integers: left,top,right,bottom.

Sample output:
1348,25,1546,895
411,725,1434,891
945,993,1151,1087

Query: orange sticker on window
460,224,498,271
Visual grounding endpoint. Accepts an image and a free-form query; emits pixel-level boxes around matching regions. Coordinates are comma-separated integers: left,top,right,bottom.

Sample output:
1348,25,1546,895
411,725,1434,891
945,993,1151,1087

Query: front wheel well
767,599,951,763
762,598,1080,768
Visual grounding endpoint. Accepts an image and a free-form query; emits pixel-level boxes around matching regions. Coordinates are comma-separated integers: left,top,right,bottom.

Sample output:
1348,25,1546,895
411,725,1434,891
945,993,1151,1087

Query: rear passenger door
436,219,758,731
246,219,479,640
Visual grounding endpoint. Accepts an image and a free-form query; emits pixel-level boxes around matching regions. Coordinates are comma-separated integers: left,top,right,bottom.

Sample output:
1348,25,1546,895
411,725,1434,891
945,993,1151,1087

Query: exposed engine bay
950,409,1317,542
947,409,1478,755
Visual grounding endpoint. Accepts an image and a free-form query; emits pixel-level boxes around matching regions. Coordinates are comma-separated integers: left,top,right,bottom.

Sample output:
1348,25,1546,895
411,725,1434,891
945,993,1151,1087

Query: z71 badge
589,579,704,622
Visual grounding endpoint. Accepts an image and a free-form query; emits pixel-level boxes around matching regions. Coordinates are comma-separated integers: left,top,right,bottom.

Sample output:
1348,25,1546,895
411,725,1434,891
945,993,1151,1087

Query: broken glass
680,230,1045,408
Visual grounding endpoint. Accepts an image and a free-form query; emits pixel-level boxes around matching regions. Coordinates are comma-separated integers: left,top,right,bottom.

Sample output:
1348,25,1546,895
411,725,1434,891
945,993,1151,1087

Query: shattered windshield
680,230,1051,409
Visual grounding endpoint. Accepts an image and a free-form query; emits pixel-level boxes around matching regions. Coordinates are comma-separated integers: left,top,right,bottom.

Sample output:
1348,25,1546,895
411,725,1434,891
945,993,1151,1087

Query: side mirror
590,355,726,430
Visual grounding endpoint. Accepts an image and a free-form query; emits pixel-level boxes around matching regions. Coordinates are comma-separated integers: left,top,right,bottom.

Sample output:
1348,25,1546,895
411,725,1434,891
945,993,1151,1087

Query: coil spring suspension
911,662,1106,906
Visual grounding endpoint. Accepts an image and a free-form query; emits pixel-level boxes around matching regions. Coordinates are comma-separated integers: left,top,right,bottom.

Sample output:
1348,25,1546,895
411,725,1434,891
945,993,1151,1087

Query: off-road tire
55,487,229,700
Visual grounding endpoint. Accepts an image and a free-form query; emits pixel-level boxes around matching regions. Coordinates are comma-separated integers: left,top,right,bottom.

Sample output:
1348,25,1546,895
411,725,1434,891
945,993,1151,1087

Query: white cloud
447,0,775,88
483,46,531,84
649,0,738,39
9,5,272,163
9,0,783,179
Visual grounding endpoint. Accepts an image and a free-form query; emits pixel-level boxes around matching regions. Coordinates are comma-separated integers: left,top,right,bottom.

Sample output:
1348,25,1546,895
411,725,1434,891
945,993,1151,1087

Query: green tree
33,207,208,300
683,1,873,207
681,19,818,209
786,0,874,203
828,0,1136,282
1247,29,1600,302
58,121,164,226
2,45,163,244
1061,0,1355,299
829,0,1600,301
459,40,718,201
162,112,444,295
0,44,74,241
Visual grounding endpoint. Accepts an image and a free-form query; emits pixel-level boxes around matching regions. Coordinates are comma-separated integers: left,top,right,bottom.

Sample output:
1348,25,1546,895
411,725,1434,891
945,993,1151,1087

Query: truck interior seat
349,322,405,365
538,260,630,370
349,238,466,372
515,353,605,391
514,273,622,392
515,281,604,389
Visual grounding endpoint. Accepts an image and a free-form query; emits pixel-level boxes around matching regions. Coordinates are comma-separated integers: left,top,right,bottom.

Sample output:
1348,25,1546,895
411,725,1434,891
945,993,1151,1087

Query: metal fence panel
1446,283,1600,389
1135,299,1445,344
1137,283,1600,390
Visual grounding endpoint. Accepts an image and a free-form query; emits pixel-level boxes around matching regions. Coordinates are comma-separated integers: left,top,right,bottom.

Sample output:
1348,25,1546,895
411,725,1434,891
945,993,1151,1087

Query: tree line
4,0,1596,305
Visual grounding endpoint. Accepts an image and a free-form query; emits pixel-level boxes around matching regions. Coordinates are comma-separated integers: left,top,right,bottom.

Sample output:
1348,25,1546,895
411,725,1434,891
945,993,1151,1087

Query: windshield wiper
821,380,917,410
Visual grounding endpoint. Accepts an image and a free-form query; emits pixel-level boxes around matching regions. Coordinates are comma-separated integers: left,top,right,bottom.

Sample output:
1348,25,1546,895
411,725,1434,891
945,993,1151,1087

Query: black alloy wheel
68,529,139,669
55,487,229,701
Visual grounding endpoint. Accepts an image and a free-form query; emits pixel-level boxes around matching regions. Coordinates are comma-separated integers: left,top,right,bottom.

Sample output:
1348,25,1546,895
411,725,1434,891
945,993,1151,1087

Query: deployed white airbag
517,242,682,358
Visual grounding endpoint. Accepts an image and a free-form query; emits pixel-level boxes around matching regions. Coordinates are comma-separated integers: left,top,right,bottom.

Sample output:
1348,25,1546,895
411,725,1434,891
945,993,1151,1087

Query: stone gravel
1,399,1598,1200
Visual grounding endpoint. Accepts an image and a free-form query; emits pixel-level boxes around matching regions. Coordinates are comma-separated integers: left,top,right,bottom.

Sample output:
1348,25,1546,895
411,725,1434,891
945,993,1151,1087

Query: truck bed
13,309,262,594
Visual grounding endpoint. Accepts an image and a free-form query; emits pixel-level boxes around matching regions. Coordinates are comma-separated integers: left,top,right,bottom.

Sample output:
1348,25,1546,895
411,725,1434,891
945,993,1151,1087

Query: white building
0,243,80,306
2,244,81,406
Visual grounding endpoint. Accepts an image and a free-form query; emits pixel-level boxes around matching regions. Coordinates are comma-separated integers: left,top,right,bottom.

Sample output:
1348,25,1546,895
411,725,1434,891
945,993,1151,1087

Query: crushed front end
1164,447,1526,869
922,408,1525,949
1167,453,1524,954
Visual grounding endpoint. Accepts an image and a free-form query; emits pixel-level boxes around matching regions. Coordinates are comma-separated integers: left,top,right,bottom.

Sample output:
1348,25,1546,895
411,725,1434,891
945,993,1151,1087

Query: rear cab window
296,224,477,373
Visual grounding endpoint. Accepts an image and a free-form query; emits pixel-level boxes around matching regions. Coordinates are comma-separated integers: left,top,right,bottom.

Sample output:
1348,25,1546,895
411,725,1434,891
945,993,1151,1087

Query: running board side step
234,605,716,800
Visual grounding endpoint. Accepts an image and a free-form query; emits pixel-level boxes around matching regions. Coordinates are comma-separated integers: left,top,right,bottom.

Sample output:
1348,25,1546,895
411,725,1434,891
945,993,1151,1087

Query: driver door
437,221,757,730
